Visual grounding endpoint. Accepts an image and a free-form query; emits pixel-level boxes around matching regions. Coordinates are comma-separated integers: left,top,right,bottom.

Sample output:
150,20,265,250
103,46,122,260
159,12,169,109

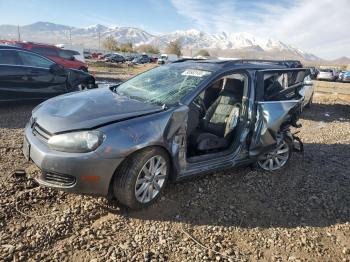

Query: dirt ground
0,93,349,262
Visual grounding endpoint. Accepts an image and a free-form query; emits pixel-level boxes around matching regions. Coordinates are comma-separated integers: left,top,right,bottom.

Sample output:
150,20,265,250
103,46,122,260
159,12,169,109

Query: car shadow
0,101,39,129
108,143,350,229
301,102,350,122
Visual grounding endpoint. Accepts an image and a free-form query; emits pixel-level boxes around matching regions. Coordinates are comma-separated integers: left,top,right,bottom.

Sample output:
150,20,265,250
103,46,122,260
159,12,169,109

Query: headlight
48,131,105,153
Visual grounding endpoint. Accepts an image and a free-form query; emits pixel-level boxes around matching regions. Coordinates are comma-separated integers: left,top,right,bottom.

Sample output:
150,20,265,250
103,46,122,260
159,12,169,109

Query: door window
17,51,54,68
0,50,21,65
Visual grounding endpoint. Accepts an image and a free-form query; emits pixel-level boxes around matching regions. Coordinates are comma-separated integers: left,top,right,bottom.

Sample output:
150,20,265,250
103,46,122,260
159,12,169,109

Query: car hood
32,87,164,134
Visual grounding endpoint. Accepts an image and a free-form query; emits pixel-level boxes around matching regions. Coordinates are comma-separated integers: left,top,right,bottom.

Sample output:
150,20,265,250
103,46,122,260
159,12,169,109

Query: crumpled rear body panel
249,100,302,157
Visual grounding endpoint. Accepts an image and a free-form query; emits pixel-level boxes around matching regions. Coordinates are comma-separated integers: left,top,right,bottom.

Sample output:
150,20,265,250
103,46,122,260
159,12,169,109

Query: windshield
116,65,212,106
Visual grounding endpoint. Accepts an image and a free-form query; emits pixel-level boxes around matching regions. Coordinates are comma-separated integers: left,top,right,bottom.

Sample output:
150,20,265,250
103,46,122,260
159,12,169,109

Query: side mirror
69,56,75,61
49,63,66,75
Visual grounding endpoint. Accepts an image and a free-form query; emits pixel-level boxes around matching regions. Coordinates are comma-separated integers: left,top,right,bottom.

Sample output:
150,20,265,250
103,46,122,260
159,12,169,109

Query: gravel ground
0,94,349,262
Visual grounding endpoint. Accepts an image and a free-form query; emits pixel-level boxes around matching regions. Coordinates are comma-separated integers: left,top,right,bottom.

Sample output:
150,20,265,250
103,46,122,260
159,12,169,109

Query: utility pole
17,25,21,41
69,28,72,43
98,30,101,49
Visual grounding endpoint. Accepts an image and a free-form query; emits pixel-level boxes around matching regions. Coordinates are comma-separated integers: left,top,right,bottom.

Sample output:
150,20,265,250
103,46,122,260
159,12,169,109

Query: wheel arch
106,145,176,200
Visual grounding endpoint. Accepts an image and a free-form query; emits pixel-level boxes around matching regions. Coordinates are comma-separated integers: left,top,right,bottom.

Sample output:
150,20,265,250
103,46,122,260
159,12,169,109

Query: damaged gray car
23,59,308,209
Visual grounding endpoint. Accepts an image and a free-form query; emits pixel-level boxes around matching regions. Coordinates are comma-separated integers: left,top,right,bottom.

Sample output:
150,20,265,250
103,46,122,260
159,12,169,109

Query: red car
14,42,88,72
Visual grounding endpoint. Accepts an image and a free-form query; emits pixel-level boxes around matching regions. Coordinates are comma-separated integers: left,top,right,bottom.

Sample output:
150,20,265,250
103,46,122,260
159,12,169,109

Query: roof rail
172,58,206,63
232,59,301,64
224,59,303,68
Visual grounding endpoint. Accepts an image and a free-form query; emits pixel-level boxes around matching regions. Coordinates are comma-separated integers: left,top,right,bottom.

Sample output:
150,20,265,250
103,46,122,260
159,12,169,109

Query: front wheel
113,147,170,209
257,139,292,171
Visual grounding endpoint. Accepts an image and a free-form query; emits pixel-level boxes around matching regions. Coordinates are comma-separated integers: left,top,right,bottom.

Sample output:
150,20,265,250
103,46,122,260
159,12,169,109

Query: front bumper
23,123,124,196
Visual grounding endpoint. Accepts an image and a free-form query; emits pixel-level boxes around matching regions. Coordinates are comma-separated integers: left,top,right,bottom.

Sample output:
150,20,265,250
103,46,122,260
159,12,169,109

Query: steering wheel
193,96,207,118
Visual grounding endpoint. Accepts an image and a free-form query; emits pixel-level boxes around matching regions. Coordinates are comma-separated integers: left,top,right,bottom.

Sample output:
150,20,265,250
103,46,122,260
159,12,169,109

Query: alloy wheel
135,155,167,203
258,140,290,171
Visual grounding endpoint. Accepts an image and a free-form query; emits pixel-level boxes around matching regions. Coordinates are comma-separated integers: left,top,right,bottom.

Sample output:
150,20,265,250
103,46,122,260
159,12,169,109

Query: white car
158,54,178,64
317,69,338,81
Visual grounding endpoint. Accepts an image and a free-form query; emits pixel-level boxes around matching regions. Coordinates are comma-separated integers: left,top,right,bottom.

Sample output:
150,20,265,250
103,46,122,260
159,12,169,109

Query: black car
0,45,97,102
105,54,125,63
125,55,134,61
132,54,150,64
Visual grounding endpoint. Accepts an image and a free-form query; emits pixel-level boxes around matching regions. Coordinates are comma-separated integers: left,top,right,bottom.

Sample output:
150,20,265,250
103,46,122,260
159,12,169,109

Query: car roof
0,44,23,50
172,59,302,71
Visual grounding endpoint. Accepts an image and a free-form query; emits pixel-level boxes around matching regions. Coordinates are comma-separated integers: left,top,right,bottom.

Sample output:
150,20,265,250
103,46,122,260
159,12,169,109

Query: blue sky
0,0,349,59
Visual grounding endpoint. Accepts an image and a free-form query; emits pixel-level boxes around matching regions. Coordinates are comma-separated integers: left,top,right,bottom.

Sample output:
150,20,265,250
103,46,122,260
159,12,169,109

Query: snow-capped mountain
0,21,321,61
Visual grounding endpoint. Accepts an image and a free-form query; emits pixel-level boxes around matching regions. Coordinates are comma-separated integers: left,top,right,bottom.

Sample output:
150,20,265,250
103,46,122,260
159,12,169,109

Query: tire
256,138,292,171
113,147,170,209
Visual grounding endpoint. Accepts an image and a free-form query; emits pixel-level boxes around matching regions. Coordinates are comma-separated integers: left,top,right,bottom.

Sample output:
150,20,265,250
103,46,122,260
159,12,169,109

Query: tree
136,44,160,54
195,49,210,57
165,39,182,56
102,36,119,51
120,42,133,53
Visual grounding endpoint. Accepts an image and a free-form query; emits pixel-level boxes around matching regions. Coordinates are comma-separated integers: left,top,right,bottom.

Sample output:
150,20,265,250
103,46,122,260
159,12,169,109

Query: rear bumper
24,123,124,196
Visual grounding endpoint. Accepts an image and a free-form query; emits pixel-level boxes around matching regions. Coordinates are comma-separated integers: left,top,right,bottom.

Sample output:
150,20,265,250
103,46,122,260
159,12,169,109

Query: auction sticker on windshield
181,69,211,77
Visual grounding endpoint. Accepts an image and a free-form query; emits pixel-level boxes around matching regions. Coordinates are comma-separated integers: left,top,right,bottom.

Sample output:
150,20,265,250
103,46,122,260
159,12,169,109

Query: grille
42,172,76,187
32,124,52,143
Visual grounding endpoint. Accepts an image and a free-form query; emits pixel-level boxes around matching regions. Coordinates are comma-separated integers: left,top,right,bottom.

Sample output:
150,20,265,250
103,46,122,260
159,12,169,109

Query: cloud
171,0,350,59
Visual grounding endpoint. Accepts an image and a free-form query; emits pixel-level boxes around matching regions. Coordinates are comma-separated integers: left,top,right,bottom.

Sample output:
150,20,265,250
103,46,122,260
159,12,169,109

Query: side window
58,50,72,59
31,47,59,57
0,50,21,65
17,51,54,68
263,71,306,101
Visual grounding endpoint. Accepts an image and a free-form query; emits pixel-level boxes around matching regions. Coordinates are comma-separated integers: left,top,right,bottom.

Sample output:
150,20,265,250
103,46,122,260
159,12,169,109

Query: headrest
223,78,244,97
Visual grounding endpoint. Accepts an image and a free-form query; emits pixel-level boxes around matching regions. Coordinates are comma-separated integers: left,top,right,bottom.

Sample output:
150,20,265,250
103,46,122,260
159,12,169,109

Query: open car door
249,68,309,157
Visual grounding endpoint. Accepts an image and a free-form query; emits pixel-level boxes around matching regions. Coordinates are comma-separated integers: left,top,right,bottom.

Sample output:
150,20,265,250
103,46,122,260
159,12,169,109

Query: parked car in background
14,42,88,72
125,55,135,61
92,52,103,59
100,53,113,60
316,68,339,81
105,54,126,63
158,54,178,64
0,45,97,102
56,44,85,63
341,71,350,82
338,71,345,81
149,57,158,63
23,59,308,209
132,54,150,64
83,51,92,59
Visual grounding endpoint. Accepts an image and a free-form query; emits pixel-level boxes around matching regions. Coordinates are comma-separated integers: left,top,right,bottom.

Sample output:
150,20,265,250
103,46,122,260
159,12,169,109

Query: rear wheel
257,139,292,171
113,147,170,209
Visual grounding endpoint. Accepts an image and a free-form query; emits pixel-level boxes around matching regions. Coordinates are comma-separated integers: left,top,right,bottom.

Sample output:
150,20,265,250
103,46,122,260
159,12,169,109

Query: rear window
58,49,79,59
